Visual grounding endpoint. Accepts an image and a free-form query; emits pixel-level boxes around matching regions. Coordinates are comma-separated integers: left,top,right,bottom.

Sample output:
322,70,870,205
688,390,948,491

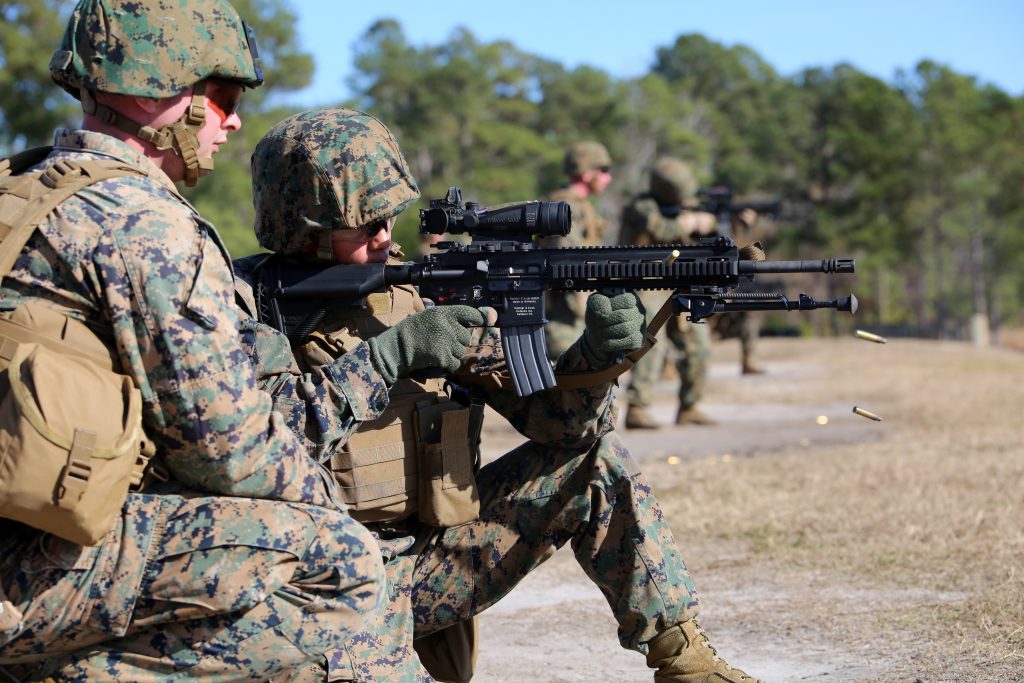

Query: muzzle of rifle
740,258,855,274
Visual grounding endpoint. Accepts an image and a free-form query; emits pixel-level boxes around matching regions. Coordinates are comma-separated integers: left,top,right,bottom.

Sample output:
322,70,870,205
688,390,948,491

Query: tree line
2,3,1022,338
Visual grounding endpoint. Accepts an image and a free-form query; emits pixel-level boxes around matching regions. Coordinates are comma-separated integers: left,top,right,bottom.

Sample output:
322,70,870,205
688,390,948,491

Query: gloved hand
368,305,485,384
580,292,646,367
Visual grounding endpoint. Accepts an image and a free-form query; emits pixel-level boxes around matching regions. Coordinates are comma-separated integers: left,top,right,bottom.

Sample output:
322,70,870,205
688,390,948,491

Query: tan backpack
0,147,156,546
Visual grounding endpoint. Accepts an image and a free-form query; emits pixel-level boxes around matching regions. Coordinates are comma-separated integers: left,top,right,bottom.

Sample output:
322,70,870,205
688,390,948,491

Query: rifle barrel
742,258,855,274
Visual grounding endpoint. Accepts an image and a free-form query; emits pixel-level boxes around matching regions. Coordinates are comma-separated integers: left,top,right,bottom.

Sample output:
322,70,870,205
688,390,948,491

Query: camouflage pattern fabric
0,493,384,680
234,265,393,461
235,265,703,681
237,108,702,679
562,141,611,177
649,157,698,206
626,291,711,410
619,195,701,246
540,187,608,359
0,130,338,506
412,430,701,651
51,0,262,99
293,533,432,683
252,109,419,260
273,425,707,683
620,195,712,409
0,131,385,677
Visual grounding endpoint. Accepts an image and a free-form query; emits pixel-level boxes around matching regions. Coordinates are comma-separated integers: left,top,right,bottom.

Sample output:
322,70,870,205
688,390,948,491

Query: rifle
656,186,782,220
256,186,856,397
696,185,782,220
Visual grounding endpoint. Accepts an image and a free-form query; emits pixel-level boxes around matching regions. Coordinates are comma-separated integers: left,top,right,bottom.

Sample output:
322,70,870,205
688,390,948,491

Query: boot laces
693,624,753,681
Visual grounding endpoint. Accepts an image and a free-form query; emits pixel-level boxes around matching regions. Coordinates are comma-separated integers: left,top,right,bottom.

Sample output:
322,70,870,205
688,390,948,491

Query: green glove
368,305,485,384
581,292,646,367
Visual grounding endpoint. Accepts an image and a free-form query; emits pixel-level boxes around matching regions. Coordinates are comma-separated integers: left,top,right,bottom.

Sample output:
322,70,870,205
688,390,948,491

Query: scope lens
420,208,450,235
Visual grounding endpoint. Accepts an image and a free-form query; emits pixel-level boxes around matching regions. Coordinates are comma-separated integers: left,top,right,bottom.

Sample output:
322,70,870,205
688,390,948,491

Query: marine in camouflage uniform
621,158,716,430
541,141,613,359
234,108,763,683
710,213,766,376
0,3,384,681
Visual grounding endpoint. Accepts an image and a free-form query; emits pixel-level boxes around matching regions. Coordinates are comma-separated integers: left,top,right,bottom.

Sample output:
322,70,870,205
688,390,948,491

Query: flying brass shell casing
855,329,887,344
852,406,882,421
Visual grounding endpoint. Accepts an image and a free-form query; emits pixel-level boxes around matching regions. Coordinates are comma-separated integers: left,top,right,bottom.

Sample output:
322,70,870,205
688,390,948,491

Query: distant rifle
696,185,782,220
256,187,856,396
659,184,778,222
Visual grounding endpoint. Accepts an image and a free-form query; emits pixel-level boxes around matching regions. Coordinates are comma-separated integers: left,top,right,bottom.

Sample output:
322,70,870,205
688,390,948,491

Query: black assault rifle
697,185,782,219
657,186,782,221
257,187,857,396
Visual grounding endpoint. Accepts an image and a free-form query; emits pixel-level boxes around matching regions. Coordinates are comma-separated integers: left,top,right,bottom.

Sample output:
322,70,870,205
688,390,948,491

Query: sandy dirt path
471,344,912,682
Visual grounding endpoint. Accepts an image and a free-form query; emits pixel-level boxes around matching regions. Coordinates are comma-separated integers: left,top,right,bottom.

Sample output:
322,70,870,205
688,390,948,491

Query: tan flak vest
299,271,483,528
0,147,157,546
245,258,482,683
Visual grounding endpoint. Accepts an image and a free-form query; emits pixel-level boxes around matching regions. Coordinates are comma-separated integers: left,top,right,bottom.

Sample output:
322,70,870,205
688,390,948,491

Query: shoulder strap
0,146,54,177
0,155,145,278
237,252,275,320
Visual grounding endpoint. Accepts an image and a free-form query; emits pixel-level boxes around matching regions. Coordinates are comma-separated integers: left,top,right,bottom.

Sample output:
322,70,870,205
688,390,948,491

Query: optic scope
420,186,571,238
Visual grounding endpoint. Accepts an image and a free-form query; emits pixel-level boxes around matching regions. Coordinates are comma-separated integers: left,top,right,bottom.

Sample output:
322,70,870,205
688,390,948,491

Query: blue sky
279,0,1024,106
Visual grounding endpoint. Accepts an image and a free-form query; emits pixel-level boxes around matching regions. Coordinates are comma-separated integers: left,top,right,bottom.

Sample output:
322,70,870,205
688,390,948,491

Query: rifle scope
420,189,571,238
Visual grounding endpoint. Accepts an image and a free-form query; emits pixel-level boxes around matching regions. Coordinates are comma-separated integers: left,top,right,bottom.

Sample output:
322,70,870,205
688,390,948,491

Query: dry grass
647,338,1024,681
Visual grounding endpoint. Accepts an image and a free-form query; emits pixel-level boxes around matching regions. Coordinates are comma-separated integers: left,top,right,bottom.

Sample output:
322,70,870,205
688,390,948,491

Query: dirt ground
472,335,1024,682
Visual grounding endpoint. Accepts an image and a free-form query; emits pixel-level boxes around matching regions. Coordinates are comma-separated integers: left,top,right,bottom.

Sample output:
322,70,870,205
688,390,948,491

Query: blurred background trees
2,3,1021,338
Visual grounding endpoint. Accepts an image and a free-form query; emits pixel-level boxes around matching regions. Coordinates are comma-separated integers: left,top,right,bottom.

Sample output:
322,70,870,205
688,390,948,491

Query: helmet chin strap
81,82,212,187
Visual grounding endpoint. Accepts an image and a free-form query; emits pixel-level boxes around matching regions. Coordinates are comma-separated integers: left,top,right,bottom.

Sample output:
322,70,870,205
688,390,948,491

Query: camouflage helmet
563,141,612,177
50,0,263,100
649,157,699,205
252,108,420,260
49,0,263,187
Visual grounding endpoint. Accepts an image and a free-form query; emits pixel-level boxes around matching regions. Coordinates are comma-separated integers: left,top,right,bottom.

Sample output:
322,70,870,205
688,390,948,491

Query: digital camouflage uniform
234,110,704,682
620,196,712,413
541,142,611,359
0,3,385,680
621,159,712,420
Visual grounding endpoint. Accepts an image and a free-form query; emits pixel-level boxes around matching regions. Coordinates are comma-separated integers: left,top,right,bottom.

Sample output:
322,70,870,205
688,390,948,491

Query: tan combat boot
646,620,763,683
675,406,715,426
626,405,662,430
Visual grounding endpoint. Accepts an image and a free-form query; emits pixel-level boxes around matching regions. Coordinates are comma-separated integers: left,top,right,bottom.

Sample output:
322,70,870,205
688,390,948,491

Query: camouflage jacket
541,186,606,248
620,194,701,246
233,256,619,456
0,130,336,508
233,274,391,458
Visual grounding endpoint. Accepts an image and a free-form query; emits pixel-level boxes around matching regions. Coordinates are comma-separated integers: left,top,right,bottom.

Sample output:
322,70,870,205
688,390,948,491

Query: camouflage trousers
0,491,386,682
626,292,711,409
294,431,701,682
712,311,759,365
